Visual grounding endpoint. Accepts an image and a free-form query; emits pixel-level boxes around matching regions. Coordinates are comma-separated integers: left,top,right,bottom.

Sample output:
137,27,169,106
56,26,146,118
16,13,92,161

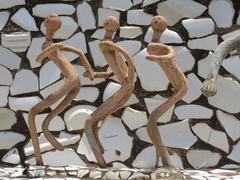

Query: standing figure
201,35,240,97
84,16,135,167
146,16,188,167
28,13,94,165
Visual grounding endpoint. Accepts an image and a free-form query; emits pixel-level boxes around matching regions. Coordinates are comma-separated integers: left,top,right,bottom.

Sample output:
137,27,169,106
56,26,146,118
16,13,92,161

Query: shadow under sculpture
201,35,240,97
84,16,135,167
146,16,188,167
28,13,94,165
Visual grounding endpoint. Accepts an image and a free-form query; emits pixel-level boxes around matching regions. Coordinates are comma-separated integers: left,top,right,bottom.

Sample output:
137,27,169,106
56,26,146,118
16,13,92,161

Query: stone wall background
0,0,240,169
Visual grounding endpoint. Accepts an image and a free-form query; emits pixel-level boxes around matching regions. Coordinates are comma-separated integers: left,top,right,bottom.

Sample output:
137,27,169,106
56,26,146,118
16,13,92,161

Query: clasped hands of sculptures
28,13,187,168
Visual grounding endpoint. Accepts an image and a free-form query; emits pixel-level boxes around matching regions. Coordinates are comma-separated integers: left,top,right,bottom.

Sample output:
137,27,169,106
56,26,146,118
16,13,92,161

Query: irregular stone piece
182,18,214,38
0,86,9,107
158,150,183,169
0,11,10,30
103,0,133,11
121,107,148,130
175,104,213,120
157,0,207,26
64,105,96,131
39,61,61,89
182,73,202,103
208,76,240,113
2,148,20,164
129,172,149,179
0,66,12,86
89,40,107,67
222,55,240,81
9,96,42,112
0,108,16,130
143,0,160,7
75,87,99,102
0,0,25,9
0,132,25,149
10,69,38,95
116,40,141,56
89,170,102,179
91,28,106,40
187,34,218,50
144,95,174,123
33,3,75,17
23,113,65,133
187,150,222,169
133,0,143,5
228,142,240,163
120,26,142,39
41,16,78,39
208,0,234,28
198,56,211,79
217,110,240,141
134,49,169,91
127,10,153,25
0,46,21,70
98,8,120,27
77,1,96,31
11,8,38,31
104,171,120,179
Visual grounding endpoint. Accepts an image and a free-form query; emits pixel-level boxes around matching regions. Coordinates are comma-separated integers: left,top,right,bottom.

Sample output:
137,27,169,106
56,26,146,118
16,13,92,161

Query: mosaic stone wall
0,0,240,170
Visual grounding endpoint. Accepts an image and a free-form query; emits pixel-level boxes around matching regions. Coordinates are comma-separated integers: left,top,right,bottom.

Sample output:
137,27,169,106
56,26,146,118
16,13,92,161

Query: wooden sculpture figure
201,35,240,97
28,13,94,165
84,16,135,167
146,16,188,167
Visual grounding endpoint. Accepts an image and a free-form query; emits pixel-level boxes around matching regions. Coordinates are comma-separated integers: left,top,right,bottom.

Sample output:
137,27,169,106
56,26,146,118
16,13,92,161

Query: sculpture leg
42,85,80,151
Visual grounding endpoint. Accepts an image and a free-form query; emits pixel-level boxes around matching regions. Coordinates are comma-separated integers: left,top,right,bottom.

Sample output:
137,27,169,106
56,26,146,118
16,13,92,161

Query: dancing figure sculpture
84,16,135,167
146,16,188,167
201,35,240,97
28,13,94,165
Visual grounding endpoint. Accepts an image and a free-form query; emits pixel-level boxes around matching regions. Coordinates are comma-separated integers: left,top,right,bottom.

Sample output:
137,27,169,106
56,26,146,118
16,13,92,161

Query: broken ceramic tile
75,87,99,102
0,66,12,86
222,55,240,81
0,0,25,9
10,69,38,95
89,40,107,67
103,171,120,179
208,0,234,28
0,86,9,107
91,28,106,40
120,26,142,39
89,170,102,179
0,46,22,70
0,11,10,30
228,141,240,163
197,55,211,79
133,0,143,5
0,108,16,130
187,34,218,50
32,3,75,17
129,172,149,179
116,40,141,56
158,150,183,169
2,148,20,164
0,131,25,149
98,8,120,27
127,10,153,25
142,0,160,7
11,8,38,31
103,0,132,11
9,96,42,112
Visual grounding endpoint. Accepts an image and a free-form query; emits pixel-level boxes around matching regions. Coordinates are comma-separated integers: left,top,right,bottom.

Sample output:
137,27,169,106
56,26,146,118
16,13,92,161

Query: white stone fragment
0,131,25,149
10,69,38,95
77,1,96,31
132,146,156,168
197,55,211,79
208,0,234,28
116,40,141,56
133,0,143,5
158,151,183,169
39,61,61,89
99,117,133,163
89,171,102,179
64,105,96,131
33,3,75,17
187,150,221,169
127,10,153,25
1,32,31,52
24,132,80,156
26,37,45,68
182,18,214,38
129,172,149,179
98,8,120,27
91,28,105,40
172,46,195,72
89,40,107,67
23,113,65,133
2,148,20,164
9,96,42,112
0,66,12,85
144,94,174,123
41,16,78,39
134,48,169,91
0,46,21,70
0,86,9,107
136,119,197,149
103,81,139,106
0,0,25,9
0,11,10,30
121,107,148,130
77,133,97,162
182,73,202,103
192,123,229,153
221,164,240,169
75,87,99,102
217,110,240,142
120,26,142,39
0,108,16,130
103,0,132,11
208,76,240,113
222,30,240,41
222,55,240,81
175,104,213,120
142,0,160,7
187,34,218,50
157,0,207,26
63,32,87,62
228,141,240,163
11,8,38,31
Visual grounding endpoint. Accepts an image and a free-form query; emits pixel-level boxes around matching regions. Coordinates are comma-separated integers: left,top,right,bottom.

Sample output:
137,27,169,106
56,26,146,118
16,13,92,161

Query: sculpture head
104,16,119,33
151,15,167,33
44,13,61,34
